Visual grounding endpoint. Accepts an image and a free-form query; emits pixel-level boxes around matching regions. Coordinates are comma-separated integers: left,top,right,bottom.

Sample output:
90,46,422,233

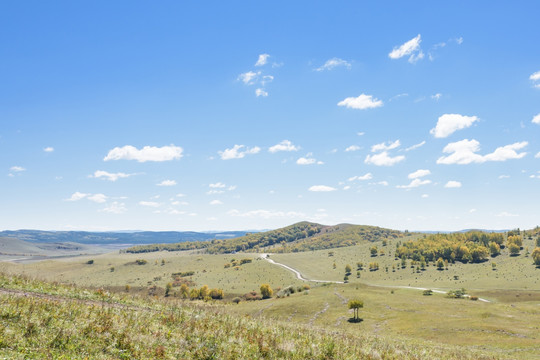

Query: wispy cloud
397,178,431,189
365,152,405,166
227,209,305,219
91,170,133,182
444,181,462,188
255,54,270,67
530,70,540,88
405,141,426,151
269,140,300,153
157,180,177,186
219,144,261,160
532,113,540,125
10,166,25,172
371,140,400,152
430,114,479,138
408,169,431,179
315,58,351,71
437,139,527,165
308,185,337,192
338,94,383,110
296,153,323,165
43,147,54,152
348,173,372,181
104,145,183,162
139,201,161,207
345,145,361,152
101,201,126,214
388,34,424,63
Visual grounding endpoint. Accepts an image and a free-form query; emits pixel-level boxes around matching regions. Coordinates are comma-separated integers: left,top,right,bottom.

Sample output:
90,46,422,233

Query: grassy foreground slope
125,222,409,254
0,273,517,359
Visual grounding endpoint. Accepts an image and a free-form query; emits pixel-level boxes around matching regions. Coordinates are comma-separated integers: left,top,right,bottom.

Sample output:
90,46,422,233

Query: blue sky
1,1,539,231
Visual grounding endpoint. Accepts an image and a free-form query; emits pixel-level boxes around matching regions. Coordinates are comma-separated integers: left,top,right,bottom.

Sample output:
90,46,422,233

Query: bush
244,291,261,301
135,259,148,265
423,289,433,296
470,296,478,301
232,297,241,304
260,284,273,299
86,260,94,265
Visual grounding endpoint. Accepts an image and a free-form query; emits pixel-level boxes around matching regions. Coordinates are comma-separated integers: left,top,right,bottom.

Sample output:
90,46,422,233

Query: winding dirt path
260,254,491,302
260,254,344,284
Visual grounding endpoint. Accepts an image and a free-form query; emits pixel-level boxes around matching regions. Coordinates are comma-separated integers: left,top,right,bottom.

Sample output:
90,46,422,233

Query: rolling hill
125,221,409,254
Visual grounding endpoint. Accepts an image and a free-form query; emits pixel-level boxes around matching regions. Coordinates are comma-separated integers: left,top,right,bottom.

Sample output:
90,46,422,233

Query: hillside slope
126,222,408,254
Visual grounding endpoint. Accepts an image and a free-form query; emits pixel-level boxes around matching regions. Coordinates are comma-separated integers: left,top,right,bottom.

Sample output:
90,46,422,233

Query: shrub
532,247,540,266
232,297,241,304
260,284,273,299
509,243,520,256
470,296,478,301
86,260,94,265
244,291,261,301
135,259,148,265
423,289,433,296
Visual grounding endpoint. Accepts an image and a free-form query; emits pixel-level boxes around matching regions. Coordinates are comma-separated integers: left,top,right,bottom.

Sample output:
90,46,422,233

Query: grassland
1,231,539,359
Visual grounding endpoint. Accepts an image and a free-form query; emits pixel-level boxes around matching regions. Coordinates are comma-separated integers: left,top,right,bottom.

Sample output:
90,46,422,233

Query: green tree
436,257,445,270
260,284,273,299
165,282,172,297
370,246,378,256
489,242,500,257
532,248,540,266
345,264,352,275
348,299,364,321
509,243,520,256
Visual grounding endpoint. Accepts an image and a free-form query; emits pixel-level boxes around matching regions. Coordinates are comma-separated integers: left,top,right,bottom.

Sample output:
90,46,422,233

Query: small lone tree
348,299,364,322
345,264,352,275
260,284,273,299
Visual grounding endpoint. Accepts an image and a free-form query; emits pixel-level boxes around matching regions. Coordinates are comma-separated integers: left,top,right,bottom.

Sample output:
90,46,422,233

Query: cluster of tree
174,283,224,301
369,262,379,271
224,258,252,268
532,248,540,266
395,231,506,263
172,271,194,277
124,241,209,254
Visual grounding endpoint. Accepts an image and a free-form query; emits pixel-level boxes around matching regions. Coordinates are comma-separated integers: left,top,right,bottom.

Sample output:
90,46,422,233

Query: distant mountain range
0,230,253,246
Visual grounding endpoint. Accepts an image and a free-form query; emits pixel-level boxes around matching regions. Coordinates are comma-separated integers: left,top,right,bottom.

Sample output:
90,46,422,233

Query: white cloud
345,145,361,152
218,145,261,160
255,88,268,97
10,166,25,172
315,58,352,71
444,181,462,188
469,208,477,213
157,180,177,187
207,190,225,195
348,173,373,181
371,140,400,152
377,181,389,186
408,169,431,179
430,114,479,138
343,185,351,190
297,157,316,165
238,71,260,85
436,139,527,165
43,147,54,152
227,209,305,219
92,170,133,182
536,152,540,158
209,182,226,188
104,145,183,162
66,192,89,201
496,211,518,217
530,71,540,87
269,140,300,153
338,94,383,110
210,200,223,205
87,193,108,203
431,93,442,101
532,113,540,124
388,34,424,63
139,201,161,208
421,194,429,198
498,175,510,179
308,185,337,192
397,178,431,189
255,54,270,67
101,201,126,214
405,141,426,151
176,193,186,197
365,152,405,166
357,132,365,136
